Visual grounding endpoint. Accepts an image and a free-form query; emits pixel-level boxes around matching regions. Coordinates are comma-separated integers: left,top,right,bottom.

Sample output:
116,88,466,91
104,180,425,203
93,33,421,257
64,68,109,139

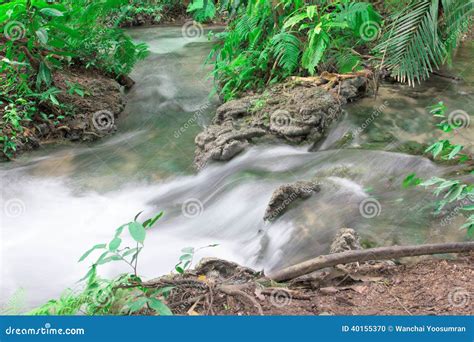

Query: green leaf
122,247,140,257
128,222,146,244
40,8,64,17
36,29,48,44
179,254,193,261
127,297,148,314
143,212,164,229
36,62,52,89
147,298,173,316
114,224,127,238
97,255,122,265
448,145,463,160
108,237,122,252
78,244,106,262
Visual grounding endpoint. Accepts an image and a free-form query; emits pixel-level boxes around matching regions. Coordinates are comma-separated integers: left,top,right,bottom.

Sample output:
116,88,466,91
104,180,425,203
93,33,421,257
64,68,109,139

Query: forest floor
147,253,473,316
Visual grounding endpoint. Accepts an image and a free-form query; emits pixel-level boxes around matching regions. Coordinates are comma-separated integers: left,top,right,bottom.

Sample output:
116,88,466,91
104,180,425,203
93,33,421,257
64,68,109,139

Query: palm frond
376,0,446,86
441,0,474,55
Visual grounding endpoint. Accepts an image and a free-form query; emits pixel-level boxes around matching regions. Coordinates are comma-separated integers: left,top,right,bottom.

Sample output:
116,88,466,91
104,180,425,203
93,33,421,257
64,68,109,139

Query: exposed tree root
268,241,474,282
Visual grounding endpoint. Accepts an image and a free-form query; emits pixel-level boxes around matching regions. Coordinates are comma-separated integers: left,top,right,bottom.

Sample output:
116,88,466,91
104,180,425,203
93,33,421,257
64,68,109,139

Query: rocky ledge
194,75,368,169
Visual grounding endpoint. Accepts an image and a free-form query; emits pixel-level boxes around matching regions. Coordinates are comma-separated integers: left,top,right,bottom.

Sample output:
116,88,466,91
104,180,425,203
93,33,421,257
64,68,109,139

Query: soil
143,253,473,316
0,66,125,160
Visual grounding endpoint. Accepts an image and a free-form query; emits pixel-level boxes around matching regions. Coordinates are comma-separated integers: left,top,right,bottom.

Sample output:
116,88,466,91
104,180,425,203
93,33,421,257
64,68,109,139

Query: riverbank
0,66,125,160
124,251,474,316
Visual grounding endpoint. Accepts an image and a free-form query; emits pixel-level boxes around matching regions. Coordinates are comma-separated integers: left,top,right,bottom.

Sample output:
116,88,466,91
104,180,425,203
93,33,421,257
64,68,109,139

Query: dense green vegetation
207,0,473,99
0,0,148,158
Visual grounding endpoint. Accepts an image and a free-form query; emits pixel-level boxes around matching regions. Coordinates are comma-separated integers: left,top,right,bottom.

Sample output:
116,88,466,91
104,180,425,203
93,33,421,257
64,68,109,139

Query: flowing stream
1,26,473,309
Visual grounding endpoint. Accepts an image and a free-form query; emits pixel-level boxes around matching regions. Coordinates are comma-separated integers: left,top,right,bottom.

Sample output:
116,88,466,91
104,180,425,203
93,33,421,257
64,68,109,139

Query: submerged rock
264,181,321,222
194,78,368,169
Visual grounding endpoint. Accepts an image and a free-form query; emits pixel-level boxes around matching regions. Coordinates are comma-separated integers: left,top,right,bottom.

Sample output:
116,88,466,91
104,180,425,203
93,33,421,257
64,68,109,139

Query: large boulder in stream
264,181,321,222
194,78,367,169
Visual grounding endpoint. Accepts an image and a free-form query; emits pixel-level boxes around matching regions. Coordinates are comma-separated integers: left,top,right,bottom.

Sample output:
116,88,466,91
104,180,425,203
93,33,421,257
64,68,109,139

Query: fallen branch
268,241,474,282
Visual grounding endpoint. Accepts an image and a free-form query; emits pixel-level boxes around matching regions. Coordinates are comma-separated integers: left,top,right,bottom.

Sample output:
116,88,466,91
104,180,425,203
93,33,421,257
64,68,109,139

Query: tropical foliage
375,0,473,86
208,0,473,99
0,0,148,158
404,102,474,238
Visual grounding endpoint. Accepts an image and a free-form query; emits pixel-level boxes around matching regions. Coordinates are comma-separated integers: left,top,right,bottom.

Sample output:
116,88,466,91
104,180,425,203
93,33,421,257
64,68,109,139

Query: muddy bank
128,230,473,316
134,251,473,316
0,67,125,160
194,74,369,169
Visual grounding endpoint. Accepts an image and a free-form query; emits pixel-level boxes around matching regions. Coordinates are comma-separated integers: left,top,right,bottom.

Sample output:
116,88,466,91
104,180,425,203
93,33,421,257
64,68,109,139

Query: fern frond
270,31,301,73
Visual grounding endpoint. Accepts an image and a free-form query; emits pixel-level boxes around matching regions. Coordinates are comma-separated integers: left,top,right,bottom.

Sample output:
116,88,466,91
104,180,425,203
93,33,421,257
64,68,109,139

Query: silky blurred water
0,27,472,310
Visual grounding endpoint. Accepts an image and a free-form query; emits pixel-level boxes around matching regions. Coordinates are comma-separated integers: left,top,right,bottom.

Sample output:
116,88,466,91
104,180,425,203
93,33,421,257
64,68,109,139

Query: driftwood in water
268,241,474,282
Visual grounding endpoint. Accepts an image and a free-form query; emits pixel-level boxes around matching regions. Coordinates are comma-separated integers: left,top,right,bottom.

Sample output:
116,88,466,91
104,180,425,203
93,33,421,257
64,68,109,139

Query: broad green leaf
78,243,106,262
448,145,463,160
36,29,48,44
40,8,64,17
128,222,146,244
147,298,173,316
127,297,148,314
108,237,122,252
